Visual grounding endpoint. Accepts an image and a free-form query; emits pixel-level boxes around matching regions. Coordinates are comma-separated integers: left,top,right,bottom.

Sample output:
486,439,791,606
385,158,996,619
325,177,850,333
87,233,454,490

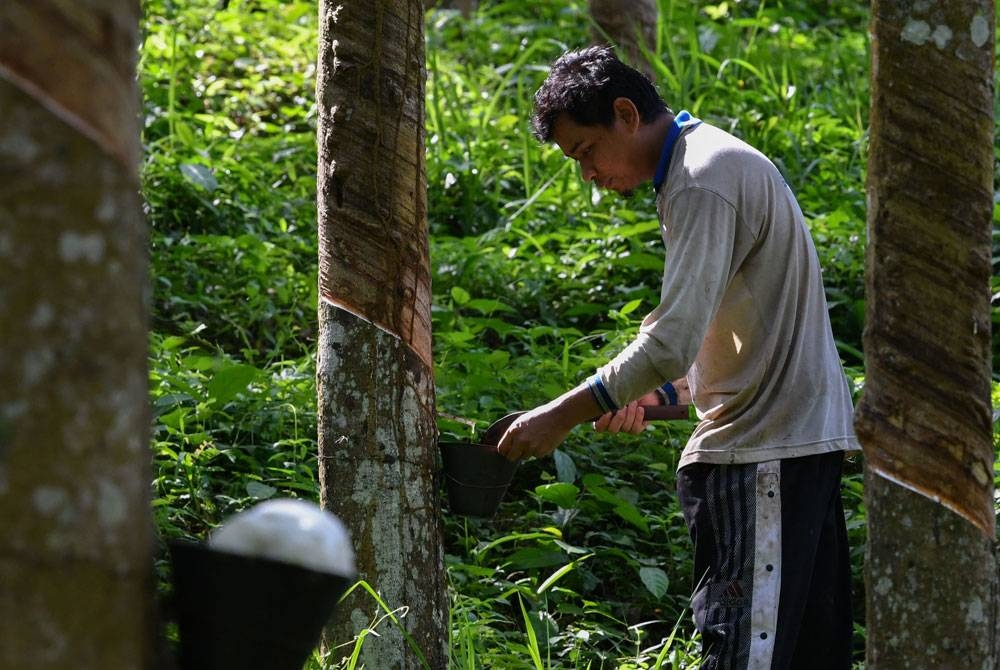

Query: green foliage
150,333,318,538
140,0,997,668
142,0,319,363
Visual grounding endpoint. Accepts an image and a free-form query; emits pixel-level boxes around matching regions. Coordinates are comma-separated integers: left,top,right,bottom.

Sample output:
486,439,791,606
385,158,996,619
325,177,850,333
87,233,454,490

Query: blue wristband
660,382,678,406
589,374,618,414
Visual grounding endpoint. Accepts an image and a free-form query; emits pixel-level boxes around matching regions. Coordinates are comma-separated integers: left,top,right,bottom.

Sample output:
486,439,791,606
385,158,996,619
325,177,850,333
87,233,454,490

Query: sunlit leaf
179,163,217,192
619,299,643,316
535,482,580,509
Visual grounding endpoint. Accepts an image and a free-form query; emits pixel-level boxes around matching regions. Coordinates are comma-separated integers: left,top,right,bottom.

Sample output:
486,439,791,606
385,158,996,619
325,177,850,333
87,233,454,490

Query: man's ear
613,97,640,132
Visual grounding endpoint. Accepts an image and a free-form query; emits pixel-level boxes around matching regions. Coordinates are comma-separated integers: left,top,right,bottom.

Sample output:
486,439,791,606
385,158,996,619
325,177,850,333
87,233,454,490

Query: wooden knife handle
589,404,690,422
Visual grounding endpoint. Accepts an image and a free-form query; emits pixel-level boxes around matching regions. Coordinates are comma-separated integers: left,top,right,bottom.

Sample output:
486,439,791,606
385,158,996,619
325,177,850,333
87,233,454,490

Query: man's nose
580,161,597,183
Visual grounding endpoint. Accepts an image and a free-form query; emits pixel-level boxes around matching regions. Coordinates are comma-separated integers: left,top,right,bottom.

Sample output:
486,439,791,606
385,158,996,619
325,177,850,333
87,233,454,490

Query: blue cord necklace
652,110,702,192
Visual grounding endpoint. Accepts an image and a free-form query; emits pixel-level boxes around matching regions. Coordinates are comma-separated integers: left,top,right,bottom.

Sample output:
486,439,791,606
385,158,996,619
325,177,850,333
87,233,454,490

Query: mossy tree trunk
588,0,658,78
0,2,153,668
857,1,997,667
315,1,447,668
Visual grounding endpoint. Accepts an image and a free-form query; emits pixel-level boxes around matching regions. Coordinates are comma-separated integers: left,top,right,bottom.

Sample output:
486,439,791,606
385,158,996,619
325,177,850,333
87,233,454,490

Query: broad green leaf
496,114,520,132
619,299,643,316
587,485,623,507
535,482,579,509
485,350,511,367
608,220,660,237
158,407,188,432
153,393,193,412
160,336,186,351
614,503,650,534
553,449,577,483
451,286,470,305
180,355,217,371
246,481,277,500
179,162,218,192
506,548,566,570
174,122,197,148
206,364,259,406
639,566,669,599
618,252,665,270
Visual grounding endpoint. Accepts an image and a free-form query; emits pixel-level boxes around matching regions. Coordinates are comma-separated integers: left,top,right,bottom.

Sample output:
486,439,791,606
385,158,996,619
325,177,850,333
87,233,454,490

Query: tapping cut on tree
857,1,997,668
315,1,447,667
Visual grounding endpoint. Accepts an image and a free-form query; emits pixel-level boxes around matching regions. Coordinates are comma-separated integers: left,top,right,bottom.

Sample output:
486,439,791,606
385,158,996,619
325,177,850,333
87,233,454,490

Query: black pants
677,451,853,670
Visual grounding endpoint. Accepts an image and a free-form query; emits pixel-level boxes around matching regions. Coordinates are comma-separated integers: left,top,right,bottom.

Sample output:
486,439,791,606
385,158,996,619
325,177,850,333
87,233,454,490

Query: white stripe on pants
748,460,782,670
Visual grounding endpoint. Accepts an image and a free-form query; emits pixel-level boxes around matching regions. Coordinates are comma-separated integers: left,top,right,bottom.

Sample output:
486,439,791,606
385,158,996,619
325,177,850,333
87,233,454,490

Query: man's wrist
548,381,610,428
655,382,679,406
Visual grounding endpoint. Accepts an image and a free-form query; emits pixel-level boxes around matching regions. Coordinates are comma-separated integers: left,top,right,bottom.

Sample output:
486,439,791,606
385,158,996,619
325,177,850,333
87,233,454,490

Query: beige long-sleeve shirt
595,121,860,467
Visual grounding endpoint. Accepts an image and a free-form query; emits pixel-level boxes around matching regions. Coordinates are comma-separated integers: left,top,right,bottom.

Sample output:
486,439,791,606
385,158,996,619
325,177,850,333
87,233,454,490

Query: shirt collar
653,110,702,192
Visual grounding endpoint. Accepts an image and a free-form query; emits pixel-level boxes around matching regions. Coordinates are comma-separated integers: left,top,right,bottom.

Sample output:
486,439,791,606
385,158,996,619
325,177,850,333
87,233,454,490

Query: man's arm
497,381,599,462
499,376,692,460
594,376,690,433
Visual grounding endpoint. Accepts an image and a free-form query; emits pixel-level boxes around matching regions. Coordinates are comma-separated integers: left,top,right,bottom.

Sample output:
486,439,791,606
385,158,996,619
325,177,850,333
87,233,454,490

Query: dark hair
531,45,670,142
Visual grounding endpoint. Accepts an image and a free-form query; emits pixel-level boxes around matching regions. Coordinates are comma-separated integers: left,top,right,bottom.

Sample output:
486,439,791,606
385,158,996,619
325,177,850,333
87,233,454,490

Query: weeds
141,0,997,668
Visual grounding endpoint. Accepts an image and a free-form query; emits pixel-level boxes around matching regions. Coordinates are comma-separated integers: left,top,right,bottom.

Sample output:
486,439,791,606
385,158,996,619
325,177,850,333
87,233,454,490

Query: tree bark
315,2,447,668
865,469,998,668
857,1,997,667
588,0,658,79
0,2,152,669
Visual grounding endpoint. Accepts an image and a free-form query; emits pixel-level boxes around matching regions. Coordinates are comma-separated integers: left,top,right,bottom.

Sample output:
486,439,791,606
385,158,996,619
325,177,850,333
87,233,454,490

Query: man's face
551,109,645,197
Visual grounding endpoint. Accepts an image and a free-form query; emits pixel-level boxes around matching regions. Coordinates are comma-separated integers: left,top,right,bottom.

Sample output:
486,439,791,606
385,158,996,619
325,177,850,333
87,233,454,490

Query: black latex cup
439,441,519,517
169,540,352,670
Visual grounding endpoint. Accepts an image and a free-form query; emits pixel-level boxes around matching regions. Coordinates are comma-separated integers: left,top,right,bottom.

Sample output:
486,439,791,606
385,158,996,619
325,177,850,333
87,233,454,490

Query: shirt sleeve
592,187,739,408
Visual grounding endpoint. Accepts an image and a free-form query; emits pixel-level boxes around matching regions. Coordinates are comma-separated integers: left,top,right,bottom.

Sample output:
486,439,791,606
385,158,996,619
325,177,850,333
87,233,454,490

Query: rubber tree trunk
315,1,447,668
856,1,997,667
588,0,658,78
0,2,153,669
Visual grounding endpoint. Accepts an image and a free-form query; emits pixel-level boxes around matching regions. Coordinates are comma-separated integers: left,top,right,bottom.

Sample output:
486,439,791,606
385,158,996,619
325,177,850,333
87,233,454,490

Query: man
497,45,860,670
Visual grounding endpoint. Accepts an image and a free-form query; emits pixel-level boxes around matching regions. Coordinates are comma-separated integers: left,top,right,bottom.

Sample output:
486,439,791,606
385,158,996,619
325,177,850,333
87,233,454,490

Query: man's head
532,46,671,196
531,45,669,143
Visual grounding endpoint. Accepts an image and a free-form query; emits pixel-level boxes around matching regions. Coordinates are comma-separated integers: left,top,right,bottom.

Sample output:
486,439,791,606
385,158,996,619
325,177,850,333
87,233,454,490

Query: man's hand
497,404,575,462
494,378,686,460
593,399,652,434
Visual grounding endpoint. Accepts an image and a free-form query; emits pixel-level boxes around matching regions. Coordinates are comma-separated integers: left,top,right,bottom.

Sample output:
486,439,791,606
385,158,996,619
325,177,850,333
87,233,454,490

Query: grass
138,0,998,668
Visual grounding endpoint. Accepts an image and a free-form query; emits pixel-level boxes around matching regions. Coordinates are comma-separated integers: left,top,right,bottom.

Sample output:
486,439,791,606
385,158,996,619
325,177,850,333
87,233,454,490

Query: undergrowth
139,1,998,668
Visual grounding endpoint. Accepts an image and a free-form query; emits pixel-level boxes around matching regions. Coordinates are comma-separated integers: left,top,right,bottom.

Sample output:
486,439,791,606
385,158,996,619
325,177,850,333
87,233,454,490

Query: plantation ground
140,1,1000,667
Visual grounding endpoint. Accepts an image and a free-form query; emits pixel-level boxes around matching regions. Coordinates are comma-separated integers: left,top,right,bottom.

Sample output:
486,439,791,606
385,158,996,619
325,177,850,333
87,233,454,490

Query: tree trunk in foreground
0,2,152,668
857,1,997,667
315,1,446,668
588,0,658,78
